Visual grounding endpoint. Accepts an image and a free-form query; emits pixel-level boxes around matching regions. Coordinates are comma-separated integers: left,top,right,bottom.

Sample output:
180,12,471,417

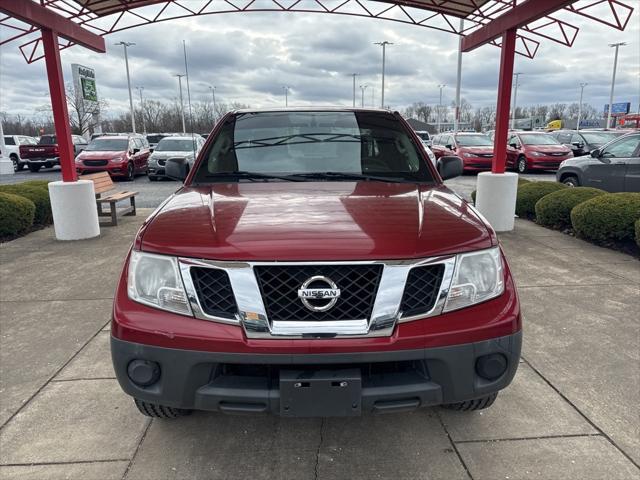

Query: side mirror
509,143,518,149
590,149,601,158
132,148,140,154
165,157,189,181
439,155,464,180
572,142,584,148
445,144,453,150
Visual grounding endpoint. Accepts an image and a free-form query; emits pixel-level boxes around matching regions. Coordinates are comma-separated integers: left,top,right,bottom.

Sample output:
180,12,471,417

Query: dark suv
556,132,640,191
551,130,625,157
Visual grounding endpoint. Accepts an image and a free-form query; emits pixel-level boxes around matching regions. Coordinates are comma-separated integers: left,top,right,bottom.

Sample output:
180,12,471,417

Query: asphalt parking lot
1,212,638,480
0,167,556,207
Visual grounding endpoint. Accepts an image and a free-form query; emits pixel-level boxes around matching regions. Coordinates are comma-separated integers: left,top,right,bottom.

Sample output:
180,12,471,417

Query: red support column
41,28,77,182
492,28,516,174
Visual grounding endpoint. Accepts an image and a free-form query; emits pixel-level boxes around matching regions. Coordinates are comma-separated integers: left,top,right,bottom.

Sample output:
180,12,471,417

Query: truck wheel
11,155,24,172
562,175,579,187
516,156,528,174
28,164,41,173
442,392,497,411
134,398,191,418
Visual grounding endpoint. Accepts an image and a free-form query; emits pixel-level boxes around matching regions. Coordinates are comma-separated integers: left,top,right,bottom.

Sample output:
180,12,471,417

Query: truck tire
11,155,24,172
442,392,497,411
134,398,191,418
28,164,41,173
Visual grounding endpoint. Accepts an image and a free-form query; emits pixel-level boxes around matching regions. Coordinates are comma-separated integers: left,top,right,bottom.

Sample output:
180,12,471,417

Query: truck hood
140,182,493,261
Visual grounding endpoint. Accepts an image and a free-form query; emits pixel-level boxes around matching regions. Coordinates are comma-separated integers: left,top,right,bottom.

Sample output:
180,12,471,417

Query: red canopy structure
0,0,635,236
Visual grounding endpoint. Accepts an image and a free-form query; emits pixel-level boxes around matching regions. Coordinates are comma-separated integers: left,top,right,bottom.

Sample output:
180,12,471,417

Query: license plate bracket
280,368,362,417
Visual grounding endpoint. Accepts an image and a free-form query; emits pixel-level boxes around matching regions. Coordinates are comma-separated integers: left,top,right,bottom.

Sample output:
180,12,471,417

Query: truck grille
400,265,445,317
254,265,382,321
83,159,108,166
190,267,238,319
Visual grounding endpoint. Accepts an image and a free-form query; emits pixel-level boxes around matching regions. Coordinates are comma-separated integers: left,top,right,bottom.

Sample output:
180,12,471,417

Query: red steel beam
41,28,77,182
462,0,575,52
0,0,105,52
492,28,516,174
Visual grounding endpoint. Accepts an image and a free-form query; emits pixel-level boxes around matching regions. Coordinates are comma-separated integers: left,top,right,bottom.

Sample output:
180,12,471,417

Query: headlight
462,152,476,157
127,250,192,315
111,156,124,163
444,247,504,312
530,151,546,157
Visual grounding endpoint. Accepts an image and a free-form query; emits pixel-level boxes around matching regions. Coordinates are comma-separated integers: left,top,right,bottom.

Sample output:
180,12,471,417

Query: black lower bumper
111,331,522,416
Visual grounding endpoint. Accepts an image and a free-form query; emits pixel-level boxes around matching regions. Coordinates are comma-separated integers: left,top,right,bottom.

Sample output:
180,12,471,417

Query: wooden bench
81,172,138,226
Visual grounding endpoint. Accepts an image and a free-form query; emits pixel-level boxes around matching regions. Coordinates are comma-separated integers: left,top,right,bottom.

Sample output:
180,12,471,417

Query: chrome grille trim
178,256,457,339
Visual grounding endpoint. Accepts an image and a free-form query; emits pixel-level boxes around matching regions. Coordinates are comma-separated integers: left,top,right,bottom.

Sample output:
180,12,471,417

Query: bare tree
65,84,107,136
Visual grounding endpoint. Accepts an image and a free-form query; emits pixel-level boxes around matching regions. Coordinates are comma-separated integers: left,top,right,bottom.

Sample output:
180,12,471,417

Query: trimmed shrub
0,184,52,225
571,193,640,244
0,192,35,237
470,177,530,205
636,219,640,248
535,187,606,230
20,180,51,191
515,182,567,219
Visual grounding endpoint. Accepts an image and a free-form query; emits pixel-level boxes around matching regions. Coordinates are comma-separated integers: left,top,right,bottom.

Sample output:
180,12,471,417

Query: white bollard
48,180,100,240
0,158,14,175
475,171,519,232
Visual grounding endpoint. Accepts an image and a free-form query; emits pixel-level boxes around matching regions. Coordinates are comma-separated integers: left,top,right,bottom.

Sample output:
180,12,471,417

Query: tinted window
581,131,622,146
519,134,560,145
38,136,56,145
86,138,129,151
195,111,433,182
146,135,166,144
156,138,198,152
455,134,493,146
601,135,640,158
4,136,15,145
556,133,572,143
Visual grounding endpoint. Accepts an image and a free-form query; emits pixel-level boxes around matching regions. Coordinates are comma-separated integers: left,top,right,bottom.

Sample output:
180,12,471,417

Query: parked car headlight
127,251,191,316
530,151,546,157
444,247,504,312
111,156,125,163
462,152,476,157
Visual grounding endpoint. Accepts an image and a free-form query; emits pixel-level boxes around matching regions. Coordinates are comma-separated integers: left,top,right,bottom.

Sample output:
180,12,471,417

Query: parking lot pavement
1,205,639,480
1,167,557,209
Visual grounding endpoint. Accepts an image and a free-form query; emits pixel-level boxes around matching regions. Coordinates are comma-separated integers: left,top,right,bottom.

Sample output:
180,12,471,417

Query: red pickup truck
111,108,522,418
19,134,88,172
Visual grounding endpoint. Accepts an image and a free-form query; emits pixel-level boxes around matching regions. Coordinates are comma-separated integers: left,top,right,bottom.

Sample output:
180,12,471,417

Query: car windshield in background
156,139,196,152
147,135,166,144
519,134,560,145
456,135,493,146
580,132,622,145
38,136,56,145
86,138,128,151
194,111,433,183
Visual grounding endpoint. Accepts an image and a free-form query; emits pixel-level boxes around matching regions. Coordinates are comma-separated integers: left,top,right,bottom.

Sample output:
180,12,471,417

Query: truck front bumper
111,330,522,416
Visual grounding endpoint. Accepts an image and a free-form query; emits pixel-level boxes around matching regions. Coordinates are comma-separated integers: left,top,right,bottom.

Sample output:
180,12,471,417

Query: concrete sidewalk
1,214,638,480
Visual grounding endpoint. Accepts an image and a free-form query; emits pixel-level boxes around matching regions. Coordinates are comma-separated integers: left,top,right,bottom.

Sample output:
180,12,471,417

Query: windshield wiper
288,172,415,183
204,171,304,182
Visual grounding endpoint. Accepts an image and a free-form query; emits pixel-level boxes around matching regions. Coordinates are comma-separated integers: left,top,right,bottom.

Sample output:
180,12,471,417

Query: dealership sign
71,64,101,134
603,102,630,116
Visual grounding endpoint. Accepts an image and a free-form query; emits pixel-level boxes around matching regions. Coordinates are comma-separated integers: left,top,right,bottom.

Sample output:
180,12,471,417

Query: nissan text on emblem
297,276,341,312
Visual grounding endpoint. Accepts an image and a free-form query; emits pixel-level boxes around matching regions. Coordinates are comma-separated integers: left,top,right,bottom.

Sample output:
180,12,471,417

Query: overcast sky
1,1,638,119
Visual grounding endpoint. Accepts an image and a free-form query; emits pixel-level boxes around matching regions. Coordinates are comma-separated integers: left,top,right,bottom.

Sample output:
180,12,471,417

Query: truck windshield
194,111,433,183
86,138,129,151
456,135,493,146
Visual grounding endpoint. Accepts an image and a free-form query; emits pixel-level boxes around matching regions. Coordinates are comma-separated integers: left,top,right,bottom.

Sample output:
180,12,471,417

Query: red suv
506,131,573,173
431,132,494,172
75,135,150,180
111,109,521,419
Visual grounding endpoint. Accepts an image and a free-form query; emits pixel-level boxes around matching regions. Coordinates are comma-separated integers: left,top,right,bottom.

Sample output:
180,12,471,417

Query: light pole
437,84,446,133
454,19,464,133
115,41,136,133
349,73,359,107
174,73,186,134
607,42,626,130
283,86,290,107
511,72,522,129
360,84,369,108
136,86,146,134
577,82,587,131
374,41,393,108
208,85,217,120
371,86,375,108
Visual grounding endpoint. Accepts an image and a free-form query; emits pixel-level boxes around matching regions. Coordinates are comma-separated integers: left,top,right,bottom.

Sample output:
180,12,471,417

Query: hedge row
515,182,567,219
0,181,52,239
535,187,606,230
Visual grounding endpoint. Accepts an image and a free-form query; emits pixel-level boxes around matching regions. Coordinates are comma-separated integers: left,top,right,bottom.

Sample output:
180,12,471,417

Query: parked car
485,129,520,142
111,108,521,419
414,130,431,147
2,135,38,171
431,132,494,172
19,134,88,172
506,131,573,173
551,130,625,157
146,133,181,152
75,134,150,180
556,132,639,192
147,135,205,181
